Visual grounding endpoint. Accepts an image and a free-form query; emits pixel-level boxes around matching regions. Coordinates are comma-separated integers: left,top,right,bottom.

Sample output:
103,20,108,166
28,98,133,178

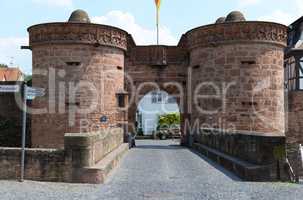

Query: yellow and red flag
155,0,161,10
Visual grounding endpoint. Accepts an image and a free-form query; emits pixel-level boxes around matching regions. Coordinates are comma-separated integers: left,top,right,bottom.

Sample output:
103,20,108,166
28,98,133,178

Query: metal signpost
300,144,303,167
20,84,27,182
0,84,45,182
20,86,45,182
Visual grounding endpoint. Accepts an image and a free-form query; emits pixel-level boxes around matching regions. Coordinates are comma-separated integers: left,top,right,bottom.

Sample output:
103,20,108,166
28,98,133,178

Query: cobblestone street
0,140,302,200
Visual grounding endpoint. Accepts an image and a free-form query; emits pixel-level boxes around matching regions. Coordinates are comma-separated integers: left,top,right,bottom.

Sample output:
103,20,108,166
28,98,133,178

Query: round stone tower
28,10,128,148
187,12,287,135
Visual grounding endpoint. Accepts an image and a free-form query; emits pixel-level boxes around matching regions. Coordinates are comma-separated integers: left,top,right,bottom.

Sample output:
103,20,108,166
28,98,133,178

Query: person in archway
128,132,136,148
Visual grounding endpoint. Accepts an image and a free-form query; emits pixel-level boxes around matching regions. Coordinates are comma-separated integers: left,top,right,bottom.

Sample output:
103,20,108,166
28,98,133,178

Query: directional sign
26,87,45,97
0,85,20,93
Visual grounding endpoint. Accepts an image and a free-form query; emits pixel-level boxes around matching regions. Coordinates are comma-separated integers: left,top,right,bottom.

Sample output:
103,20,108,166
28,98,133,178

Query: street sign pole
20,84,27,182
300,144,303,168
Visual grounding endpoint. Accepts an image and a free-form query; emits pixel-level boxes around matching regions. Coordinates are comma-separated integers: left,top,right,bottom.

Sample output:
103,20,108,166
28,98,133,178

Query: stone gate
0,9,296,183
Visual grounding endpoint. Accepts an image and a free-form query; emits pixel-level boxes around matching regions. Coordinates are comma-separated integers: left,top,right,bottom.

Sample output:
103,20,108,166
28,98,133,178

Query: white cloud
0,37,32,74
258,0,303,25
258,10,295,25
92,10,177,45
32,0,73,7
294,0,303,16
237,0,260,7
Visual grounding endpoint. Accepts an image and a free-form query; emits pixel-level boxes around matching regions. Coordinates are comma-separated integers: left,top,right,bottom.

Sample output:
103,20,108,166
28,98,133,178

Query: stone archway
126,81,188,144
124,45,190,144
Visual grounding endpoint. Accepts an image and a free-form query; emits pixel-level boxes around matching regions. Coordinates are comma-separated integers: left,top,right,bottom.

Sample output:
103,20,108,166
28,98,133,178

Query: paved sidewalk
0,140,302,200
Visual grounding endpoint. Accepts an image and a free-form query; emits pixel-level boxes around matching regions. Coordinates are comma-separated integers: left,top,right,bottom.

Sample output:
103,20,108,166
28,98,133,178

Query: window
116,92,128,108
299,58,303,90
151,92,164,104
285,56,303,91
167,96,177,104
151,92,177,104
285,57,298,91
117,95,125,107
157,93,162,102
151,92,158,103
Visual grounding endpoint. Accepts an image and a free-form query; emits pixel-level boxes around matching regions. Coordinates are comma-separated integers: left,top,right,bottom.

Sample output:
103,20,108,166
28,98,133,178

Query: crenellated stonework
28,23,128,51
186,22,287,49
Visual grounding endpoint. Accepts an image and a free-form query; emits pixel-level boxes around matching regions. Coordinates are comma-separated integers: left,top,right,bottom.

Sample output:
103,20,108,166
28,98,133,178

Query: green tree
25,75,32,82
158,113,180,128
0,63,8,68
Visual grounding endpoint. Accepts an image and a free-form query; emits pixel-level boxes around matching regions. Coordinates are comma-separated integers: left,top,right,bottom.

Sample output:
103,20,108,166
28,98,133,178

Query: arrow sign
0,85,20,93
26,86,45,99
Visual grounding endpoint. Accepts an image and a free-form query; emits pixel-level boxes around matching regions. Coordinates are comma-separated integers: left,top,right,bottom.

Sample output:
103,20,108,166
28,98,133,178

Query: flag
155,0,161,10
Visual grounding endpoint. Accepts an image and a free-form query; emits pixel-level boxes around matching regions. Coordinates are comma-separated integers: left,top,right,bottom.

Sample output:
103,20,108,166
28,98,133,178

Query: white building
137,91,179,135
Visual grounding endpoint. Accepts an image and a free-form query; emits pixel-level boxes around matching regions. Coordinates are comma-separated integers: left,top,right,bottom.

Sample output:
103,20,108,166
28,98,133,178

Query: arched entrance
126,81,188,144
124,45,190,145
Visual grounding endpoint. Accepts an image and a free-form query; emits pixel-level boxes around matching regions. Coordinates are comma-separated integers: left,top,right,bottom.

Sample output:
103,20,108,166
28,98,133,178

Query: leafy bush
158,112,180,128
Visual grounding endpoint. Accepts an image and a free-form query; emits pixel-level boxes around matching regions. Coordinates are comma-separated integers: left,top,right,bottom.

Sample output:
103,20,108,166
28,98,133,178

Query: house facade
137,91,179,135
285,16,303,179
0,68,24,82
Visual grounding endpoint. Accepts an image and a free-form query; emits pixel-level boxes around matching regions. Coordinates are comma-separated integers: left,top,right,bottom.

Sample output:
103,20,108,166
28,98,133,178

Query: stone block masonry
187,22,286,135
193,129,287,181
28,22,127,149
0,147,71,182
286,91,303,179
0,128,127,183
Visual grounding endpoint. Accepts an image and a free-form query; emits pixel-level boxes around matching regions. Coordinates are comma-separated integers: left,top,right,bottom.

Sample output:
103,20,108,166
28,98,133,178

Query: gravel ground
0,139,302,200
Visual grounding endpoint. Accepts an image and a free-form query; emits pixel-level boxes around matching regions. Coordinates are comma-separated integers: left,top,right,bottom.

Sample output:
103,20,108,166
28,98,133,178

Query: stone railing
0,128,125,183
64,128,124,168
194,128,286,165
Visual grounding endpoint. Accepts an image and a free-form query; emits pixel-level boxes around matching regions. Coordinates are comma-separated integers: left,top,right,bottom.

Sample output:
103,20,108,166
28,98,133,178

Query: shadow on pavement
135,144,184,150
189,148,242,182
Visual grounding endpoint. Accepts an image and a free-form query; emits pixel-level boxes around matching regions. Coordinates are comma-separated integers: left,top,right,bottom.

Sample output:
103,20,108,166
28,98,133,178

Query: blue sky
0,0,302,74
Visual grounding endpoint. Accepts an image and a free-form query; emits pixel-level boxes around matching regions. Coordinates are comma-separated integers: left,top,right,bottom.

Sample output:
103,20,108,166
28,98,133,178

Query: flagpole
156,7,159,45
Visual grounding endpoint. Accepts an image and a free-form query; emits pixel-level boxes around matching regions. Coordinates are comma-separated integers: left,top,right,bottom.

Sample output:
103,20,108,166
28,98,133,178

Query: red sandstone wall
187,22,287,135
29,23,127,148
287,91,303,177
28,21,288,148
287,92,303,144
0,147,71,182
